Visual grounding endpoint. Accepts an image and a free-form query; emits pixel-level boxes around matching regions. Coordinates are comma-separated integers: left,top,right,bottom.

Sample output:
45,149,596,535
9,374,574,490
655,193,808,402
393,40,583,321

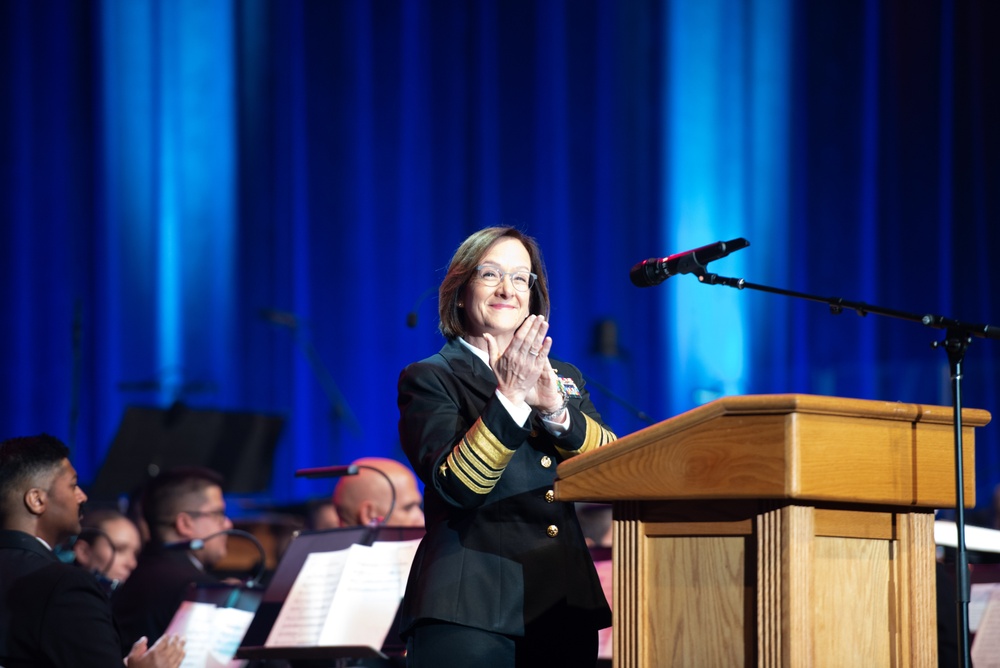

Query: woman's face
461,237,532,342
100,517,142,582
73,516,142,583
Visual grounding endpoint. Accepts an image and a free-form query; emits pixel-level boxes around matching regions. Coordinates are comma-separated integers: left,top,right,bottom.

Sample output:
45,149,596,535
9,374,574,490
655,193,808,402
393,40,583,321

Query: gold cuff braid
445,417,517,495
555,413,616,459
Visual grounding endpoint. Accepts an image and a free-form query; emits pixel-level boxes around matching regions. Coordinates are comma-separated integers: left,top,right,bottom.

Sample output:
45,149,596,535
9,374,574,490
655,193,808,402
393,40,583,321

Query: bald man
333,457,424,528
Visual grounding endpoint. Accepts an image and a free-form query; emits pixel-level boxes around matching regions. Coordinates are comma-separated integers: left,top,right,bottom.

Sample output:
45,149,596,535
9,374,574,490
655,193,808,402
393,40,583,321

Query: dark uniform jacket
397,338,616,637
0,529,124,667
112,545,219,651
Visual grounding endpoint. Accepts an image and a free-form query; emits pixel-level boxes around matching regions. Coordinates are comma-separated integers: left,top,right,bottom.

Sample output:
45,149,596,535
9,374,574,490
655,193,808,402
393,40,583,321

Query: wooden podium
554,394,991,667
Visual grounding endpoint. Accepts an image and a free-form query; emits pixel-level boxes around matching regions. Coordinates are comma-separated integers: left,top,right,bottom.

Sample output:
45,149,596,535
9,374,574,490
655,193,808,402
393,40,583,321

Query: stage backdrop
2,0,999,514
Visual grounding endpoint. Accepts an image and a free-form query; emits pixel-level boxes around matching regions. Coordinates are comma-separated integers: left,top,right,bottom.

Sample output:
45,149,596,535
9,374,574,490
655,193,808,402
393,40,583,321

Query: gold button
547,525,559,537
540,455,552,468
545,490,555,503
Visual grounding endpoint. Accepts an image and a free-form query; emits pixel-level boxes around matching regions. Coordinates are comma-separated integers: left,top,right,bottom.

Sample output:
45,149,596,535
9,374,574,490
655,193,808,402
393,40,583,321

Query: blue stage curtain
2,0,999,511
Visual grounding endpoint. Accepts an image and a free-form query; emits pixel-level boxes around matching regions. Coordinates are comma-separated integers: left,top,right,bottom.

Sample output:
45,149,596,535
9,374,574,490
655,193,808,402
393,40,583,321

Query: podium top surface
555,393,991,508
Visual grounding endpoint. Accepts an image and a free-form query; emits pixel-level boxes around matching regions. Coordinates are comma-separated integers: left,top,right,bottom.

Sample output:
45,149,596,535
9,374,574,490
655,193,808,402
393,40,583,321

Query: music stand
236,526,424,665
89,404,285,500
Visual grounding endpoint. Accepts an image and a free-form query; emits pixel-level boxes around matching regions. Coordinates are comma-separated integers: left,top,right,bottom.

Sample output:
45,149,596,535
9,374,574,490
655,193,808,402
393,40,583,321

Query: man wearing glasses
112,466,233,651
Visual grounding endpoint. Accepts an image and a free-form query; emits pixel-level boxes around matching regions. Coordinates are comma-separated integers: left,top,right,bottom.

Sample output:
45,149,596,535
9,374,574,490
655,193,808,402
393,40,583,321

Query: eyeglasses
474,265,537,292
181,508,227,521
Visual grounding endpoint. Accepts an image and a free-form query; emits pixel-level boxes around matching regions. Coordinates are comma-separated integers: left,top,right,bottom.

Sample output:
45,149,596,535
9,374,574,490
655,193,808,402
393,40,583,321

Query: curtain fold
2,0,998,509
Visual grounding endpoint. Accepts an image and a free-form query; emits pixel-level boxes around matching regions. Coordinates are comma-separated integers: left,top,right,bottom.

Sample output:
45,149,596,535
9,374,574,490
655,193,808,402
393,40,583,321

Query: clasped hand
485,315,564,413
125,634,185,668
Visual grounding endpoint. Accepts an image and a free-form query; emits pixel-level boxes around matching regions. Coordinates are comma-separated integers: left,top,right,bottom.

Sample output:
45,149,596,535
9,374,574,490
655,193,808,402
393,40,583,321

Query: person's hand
124,634,185,668
485,314,552,405
526,356,565,415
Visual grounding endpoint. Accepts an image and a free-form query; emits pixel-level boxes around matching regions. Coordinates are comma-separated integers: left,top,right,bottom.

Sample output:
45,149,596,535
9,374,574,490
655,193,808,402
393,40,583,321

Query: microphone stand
224,528,269,589
691,266,998,668
162,528,268,589
581,374,655,425
263,313,363,439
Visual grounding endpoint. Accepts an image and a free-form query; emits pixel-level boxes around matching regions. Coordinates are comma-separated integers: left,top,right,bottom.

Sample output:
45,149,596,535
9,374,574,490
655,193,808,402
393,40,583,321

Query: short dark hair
140,466,225,541
437,227,551,339
0,434,70,519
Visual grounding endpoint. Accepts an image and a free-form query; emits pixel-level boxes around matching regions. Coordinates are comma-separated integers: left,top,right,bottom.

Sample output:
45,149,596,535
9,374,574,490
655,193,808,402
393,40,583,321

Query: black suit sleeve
9,563,125,667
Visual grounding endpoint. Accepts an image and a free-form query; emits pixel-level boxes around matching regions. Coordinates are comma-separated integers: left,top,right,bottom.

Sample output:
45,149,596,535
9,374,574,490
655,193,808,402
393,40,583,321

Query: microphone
296,465,359,478
259,308,300,329
295,464,397,526
162,528,268,588
630,238,750,287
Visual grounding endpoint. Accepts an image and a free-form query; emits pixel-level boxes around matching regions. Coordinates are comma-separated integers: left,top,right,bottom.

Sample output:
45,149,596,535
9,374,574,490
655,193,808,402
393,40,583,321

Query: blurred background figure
577,502,614,664
71,508,143,592
333,457,424,528
576,503,613,549
305,497,342,531
113,466,234,651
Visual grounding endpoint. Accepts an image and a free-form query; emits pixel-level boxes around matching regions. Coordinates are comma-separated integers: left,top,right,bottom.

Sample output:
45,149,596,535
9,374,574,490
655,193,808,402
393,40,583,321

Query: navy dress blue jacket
397,338,615,637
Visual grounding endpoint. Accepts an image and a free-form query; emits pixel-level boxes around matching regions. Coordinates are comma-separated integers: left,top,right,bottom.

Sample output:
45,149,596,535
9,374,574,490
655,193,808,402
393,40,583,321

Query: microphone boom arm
164,528,269,589
696,270,1000,340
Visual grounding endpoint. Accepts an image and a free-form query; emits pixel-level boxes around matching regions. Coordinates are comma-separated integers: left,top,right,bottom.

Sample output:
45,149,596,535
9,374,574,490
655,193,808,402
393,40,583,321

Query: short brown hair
438,227,551,339
140,466,224,541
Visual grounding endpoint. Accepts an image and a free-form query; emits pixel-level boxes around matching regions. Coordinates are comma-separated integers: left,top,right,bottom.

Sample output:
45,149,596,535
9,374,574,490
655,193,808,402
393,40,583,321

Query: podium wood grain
556,394,990,667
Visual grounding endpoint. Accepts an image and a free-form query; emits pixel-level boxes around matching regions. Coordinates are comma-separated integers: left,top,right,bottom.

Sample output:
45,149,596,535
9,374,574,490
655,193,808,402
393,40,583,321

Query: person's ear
175,512,196,538
357,501,382,528
24,488,46,516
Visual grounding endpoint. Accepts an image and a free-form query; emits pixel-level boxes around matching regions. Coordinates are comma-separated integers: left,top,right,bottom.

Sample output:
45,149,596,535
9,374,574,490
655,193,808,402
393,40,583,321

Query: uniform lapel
438,338,497,402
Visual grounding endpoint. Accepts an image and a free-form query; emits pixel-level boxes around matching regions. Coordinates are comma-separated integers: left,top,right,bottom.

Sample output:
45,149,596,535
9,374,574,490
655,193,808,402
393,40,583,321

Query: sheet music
265,550,352,646
165,601,253,668
317,540,421,647
205,608,256,666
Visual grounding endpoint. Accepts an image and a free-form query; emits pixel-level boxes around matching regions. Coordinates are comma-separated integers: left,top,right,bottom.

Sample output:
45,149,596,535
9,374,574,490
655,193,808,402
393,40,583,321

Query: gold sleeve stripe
446,417,516,495
555,413,617,459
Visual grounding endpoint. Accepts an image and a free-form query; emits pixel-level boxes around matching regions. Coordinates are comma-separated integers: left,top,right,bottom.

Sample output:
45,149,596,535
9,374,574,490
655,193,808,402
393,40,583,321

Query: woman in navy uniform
398,227,616,667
